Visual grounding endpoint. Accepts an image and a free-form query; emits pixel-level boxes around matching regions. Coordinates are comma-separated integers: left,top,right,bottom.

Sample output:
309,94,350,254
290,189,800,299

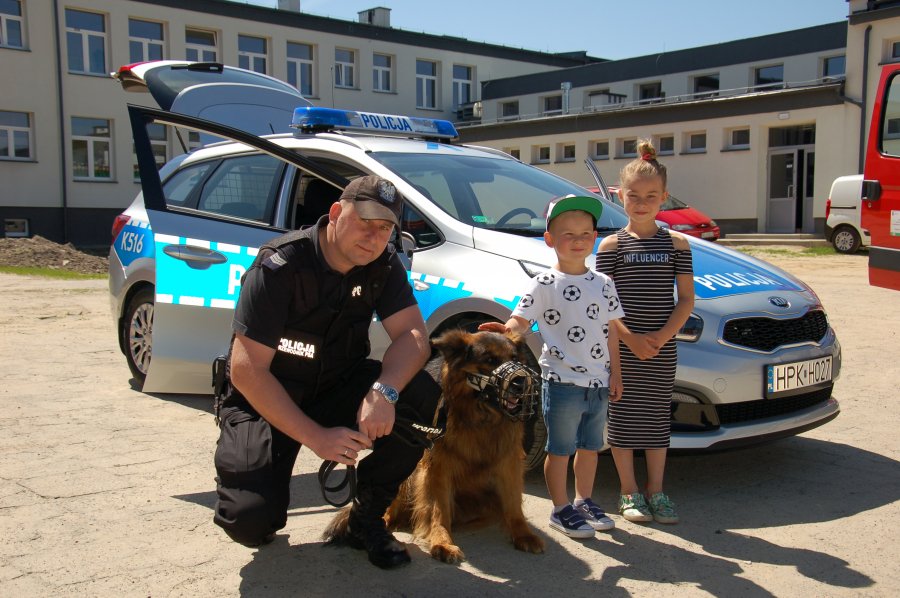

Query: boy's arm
478,315,531,335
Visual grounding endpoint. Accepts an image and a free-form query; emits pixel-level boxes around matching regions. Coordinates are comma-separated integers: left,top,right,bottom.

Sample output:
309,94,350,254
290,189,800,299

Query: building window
823,55,846,78
238,35,267,74
500,101,519,119
0,0,24,49
619,138,637,158
72,117,112,180
555,143,576,162
503,147,520,160
132,123,168,181
452,64,473,110
755,64,783,89
129,19,164,63
185,29,217,62
693,73,719,98
726,127,751,150
532,145,550,164
288,42,314,96
656,135,675,155
416,59,438,109
892,41,900,59
683,131,707,153
373,53,392,92
543,95,562,115
65,9,107,75
335,48,356,88
0,110,31,160
590,140,609,160
638,82,663,104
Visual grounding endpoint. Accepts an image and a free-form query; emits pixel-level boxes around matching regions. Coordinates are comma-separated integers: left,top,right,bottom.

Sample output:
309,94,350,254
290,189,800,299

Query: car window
196,153,284,222
162,160,217,207
402,203,442,249
662,194,688,211
372,151,627,235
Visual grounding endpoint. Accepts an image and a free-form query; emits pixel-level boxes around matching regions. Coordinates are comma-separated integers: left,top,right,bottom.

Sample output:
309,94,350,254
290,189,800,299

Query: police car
111,61,840,470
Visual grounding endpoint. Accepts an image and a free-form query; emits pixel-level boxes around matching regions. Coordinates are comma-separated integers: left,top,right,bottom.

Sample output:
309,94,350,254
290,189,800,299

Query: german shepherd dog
324,329,545,563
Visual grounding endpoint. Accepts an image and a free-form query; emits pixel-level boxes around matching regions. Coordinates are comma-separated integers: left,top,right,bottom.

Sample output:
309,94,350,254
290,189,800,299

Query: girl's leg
610,447,639,494
573,449,598,500
645,448,667,495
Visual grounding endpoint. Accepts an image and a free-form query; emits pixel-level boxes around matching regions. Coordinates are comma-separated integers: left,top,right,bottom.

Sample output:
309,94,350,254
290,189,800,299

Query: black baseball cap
340,175,403,227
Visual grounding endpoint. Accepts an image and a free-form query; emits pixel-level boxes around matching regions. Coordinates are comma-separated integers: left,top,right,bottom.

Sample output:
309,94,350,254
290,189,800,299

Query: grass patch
0,266,107,280
736,246,836,258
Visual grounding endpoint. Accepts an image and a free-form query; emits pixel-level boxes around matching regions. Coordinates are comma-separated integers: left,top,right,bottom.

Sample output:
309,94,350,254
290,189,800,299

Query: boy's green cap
546,195,603,229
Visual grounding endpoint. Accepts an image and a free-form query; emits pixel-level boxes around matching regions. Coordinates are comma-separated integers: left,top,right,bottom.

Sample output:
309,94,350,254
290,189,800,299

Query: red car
587,185,720,241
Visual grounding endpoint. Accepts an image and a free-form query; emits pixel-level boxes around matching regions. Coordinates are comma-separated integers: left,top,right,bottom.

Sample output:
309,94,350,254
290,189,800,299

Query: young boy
481,195,624,539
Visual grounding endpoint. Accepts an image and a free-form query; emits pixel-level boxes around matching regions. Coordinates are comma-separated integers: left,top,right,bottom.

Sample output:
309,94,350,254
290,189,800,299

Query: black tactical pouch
212,355,228,426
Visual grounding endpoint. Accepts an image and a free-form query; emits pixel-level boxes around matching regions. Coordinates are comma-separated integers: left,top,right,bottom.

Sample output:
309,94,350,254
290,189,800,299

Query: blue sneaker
575,498,615,531
549,504,595,539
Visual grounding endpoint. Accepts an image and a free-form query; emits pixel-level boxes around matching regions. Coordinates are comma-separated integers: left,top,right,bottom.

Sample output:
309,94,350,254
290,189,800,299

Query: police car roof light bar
291,107,458,141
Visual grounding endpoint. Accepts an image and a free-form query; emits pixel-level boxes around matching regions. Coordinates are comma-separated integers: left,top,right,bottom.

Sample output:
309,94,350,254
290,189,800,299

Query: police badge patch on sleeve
262,251,288,271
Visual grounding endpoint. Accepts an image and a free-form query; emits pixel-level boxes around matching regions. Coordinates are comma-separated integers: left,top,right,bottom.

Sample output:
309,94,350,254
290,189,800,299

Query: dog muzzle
465,360,539,421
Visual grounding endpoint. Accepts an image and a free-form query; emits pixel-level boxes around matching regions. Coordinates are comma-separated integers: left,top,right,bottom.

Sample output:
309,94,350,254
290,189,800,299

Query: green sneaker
618,493,652,522
648,492,679,524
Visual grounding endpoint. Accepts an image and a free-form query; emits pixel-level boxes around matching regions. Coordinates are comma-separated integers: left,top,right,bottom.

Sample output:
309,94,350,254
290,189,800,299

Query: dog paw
513,534,545,554
431,543,466,564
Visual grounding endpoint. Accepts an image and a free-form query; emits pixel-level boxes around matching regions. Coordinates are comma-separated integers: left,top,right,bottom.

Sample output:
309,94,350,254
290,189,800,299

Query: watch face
374,382,399,404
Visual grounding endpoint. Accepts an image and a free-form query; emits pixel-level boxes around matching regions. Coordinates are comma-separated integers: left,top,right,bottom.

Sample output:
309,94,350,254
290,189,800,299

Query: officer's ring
343,449,349,457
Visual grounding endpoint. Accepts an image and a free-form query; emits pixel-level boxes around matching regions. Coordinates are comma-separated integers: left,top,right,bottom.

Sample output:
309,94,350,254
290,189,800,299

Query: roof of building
480,21,847,100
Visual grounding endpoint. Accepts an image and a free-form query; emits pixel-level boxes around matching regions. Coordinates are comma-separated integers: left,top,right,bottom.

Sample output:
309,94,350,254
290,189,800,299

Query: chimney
278,0,301,12
358,7,391,27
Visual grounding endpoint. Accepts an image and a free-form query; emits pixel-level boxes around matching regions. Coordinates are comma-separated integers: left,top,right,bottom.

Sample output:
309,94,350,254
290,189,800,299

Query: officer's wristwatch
371,381,400,405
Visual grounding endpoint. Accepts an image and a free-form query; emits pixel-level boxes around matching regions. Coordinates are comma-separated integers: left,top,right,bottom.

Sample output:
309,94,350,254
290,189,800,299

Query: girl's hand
645,330,671,350
623,333,660,360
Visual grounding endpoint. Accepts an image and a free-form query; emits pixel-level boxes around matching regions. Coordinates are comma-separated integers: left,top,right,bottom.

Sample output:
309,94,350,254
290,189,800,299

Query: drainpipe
52,0,68,242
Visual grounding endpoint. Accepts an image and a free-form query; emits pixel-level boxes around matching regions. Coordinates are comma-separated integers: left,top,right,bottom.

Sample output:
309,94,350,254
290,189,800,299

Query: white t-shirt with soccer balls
512,268,625,388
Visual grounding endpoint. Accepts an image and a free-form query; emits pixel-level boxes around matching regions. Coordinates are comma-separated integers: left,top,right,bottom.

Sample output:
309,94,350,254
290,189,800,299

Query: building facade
1,0,897,244
457,1,900,236
0,0,591,245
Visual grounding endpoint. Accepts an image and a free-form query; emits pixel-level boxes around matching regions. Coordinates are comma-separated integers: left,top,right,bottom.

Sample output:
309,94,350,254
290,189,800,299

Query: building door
767,149,797,233
767,125,816,233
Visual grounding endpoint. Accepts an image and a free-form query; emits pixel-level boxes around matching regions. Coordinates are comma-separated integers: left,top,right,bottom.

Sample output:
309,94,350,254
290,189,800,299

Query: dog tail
321,506,352,544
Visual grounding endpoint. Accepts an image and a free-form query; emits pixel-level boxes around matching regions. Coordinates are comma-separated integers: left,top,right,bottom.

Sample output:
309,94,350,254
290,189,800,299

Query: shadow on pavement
173,434,892,594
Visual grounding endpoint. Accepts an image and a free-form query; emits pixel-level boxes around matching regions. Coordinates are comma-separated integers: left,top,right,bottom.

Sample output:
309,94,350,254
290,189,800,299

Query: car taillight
825,199,831,220
111,213,129,246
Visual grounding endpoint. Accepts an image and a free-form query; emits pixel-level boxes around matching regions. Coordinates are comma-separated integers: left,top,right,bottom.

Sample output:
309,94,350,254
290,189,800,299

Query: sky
232,0,849,61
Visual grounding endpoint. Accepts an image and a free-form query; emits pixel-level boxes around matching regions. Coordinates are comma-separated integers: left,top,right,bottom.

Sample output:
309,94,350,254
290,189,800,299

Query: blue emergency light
291,107,458,140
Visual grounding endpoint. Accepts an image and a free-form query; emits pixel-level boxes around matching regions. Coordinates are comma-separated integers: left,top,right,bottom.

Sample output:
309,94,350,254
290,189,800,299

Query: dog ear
431,328,472,365
506,330,533,365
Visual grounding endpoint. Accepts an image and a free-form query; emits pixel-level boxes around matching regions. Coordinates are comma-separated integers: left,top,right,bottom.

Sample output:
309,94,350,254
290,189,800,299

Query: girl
595,140,694,524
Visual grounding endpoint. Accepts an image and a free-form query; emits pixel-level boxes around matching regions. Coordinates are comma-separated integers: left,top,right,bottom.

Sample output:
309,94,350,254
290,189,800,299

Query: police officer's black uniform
213,215,440,566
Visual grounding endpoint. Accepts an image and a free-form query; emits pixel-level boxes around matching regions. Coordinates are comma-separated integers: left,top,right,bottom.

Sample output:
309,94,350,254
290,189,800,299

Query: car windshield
371,152,627,236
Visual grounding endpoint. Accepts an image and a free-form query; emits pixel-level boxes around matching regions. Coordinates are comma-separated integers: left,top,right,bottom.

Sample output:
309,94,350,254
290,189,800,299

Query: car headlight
709,219,718,226
675,313,703,342
670,224,693,231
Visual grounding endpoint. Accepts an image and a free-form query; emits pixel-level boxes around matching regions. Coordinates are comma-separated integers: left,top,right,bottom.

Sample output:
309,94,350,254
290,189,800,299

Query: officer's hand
307,426,371,466
357,389,396,441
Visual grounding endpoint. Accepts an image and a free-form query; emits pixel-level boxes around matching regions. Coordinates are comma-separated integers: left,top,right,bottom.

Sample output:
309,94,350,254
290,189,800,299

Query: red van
861,63,900,290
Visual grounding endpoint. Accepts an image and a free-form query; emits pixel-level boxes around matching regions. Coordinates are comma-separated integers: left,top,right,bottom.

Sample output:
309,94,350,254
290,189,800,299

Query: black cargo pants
213,359,440,547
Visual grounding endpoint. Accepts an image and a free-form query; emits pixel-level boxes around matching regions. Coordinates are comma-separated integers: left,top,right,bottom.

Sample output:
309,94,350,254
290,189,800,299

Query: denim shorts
542,380,609,456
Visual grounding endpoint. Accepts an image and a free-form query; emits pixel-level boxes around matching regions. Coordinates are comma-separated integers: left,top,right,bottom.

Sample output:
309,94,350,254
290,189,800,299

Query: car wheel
832,226,861,254
123,287,154,387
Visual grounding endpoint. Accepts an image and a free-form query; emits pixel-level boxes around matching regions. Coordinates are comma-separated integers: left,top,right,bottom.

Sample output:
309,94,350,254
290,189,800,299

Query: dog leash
318,406,446,508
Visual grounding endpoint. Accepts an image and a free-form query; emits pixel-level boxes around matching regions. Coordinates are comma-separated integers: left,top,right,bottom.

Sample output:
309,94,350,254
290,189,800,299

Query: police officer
213,175,440,569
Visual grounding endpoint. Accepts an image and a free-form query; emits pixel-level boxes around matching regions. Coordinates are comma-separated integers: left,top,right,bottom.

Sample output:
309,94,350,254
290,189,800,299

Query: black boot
346,492,411,569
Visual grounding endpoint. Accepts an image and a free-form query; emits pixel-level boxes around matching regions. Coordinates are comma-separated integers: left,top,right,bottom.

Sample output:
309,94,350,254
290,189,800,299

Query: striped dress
595,228,693,448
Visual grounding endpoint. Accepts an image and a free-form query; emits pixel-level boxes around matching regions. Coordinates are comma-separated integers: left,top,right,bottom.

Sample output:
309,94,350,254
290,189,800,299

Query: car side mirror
397,231,416,270
862,179,882,201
